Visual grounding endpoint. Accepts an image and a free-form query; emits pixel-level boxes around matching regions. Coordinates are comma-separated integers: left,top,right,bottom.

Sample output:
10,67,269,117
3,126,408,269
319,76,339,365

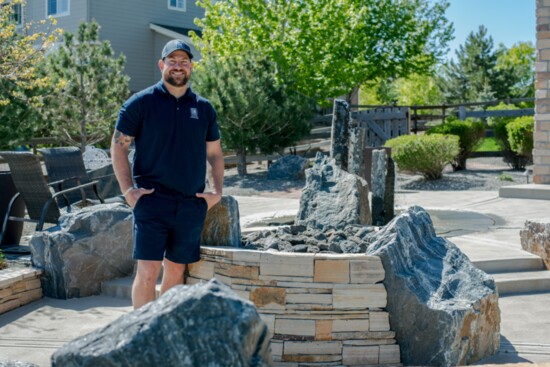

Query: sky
444,0,536,58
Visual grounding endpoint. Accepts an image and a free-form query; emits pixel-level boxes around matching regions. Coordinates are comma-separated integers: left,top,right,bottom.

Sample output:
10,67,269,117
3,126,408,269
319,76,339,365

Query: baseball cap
161,39,194,59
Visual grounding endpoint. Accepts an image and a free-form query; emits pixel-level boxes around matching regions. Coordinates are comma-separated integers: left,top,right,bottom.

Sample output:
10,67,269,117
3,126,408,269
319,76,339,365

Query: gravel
223,157,530,196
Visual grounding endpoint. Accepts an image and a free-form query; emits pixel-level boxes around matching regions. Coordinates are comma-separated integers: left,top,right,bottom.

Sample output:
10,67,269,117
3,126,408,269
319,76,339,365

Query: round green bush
384,134,460,180
506,116,534,158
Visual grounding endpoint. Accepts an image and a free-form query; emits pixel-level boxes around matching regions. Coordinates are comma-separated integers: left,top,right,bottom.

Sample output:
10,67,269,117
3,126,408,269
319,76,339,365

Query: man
111,39,223,309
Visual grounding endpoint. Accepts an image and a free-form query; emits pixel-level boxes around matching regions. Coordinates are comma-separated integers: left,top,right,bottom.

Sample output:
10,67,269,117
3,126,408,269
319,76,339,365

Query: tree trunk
236,148,247,176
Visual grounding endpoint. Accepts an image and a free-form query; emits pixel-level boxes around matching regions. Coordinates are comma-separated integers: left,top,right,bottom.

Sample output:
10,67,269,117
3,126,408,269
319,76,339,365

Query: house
15,0,204,92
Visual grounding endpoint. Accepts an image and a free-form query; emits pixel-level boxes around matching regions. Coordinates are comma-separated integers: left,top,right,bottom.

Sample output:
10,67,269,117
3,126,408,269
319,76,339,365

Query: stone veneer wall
187,247,401,367
536,0,550,184
0,267,43,315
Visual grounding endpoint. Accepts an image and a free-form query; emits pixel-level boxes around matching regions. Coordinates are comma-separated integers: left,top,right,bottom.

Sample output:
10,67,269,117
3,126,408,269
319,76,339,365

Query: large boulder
30,203,134,299
520,219,550,269
267,155,309,180
201,195,241,247
367,206,500,366
52,279,272,367
295,152,371,230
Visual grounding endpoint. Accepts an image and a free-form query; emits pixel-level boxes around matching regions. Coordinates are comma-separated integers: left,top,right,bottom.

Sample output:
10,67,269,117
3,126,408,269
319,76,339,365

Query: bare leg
160,257,186,295
132,260,162,309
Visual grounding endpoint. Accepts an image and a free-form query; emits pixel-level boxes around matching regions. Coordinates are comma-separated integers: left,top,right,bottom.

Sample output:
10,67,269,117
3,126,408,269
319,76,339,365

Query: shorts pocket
133,194,148,210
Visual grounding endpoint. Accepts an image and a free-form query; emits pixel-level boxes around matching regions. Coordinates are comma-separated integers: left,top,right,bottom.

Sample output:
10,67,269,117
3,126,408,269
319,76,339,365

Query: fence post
330,99,351,170
458,106,466,120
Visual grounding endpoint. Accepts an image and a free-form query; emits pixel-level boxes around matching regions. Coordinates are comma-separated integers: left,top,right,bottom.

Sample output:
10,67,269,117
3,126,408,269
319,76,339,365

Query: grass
474,137,500,152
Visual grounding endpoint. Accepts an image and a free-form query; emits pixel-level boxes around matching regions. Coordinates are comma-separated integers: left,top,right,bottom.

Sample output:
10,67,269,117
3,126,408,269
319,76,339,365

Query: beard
164,72,189,87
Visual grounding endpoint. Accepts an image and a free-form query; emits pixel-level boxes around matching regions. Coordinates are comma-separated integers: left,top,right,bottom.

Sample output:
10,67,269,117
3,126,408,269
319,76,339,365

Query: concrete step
499,183,550,200
450,235,545,273
101,276,161,300
492,270,550,296
472,257,545,274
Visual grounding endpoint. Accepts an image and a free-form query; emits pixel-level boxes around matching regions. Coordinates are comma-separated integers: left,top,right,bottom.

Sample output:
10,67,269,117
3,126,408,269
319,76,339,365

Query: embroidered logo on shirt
190,108,199,119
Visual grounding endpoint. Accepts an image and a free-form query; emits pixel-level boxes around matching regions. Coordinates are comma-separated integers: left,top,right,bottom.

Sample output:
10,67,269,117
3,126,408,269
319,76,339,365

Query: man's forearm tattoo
113,130,133,147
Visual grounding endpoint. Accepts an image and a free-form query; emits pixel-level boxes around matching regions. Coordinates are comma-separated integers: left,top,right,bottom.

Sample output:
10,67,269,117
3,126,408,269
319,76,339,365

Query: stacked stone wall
536,0,550,183
188,246,401,367
0,267,42,315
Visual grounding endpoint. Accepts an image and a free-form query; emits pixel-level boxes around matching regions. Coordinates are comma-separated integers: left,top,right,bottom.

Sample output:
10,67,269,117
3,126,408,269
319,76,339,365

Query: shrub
507,116,534,159
384,134,460,180
427,117,485,171
487,103,527,169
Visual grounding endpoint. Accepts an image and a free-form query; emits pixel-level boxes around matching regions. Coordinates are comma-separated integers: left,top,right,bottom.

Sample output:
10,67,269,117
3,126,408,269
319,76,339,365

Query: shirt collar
155,80,197,102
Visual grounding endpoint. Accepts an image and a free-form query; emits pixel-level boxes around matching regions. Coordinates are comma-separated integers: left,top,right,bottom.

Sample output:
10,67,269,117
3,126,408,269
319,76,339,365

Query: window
168,0,185,12
47,0,69,17
1,3,22,25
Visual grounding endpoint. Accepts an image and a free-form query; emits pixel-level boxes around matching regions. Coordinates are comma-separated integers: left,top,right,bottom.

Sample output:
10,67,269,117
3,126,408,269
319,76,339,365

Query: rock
267,155,309,180
29,203,134,299
520,219,550,269
369,148,396,226
295,153,371,230
367,206,500,366
201,195,241,247
51,279,272,367
330,99,351,169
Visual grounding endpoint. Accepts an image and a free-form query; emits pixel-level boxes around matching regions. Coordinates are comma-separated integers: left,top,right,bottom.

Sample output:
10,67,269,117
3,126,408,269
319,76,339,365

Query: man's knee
135,260,162,285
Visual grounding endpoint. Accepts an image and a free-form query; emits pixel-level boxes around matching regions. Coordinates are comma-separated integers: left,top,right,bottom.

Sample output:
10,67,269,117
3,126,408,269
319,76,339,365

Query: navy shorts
132,192,208,264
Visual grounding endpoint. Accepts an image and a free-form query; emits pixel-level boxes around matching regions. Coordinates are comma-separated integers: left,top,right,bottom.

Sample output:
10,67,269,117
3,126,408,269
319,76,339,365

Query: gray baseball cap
161,39,194,59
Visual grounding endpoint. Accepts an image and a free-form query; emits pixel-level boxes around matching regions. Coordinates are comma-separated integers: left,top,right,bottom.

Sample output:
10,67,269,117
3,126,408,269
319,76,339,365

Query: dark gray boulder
267,155,309,180
30,203,134,299
295,153,371,230
367,206,500,366
52,279,272,367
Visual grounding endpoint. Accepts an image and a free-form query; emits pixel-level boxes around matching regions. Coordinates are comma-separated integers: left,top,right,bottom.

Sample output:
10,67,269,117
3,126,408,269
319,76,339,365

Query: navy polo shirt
115,81,220,197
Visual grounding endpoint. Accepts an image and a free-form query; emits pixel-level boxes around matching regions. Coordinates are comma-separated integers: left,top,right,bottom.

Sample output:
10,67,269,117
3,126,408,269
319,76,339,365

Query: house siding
91,0,204,92
24,0,88,33
22,0,204,92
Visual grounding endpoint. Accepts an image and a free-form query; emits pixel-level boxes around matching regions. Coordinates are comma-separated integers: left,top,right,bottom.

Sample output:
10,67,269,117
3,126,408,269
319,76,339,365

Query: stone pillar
370,149,395,226
330,99,351,170
535,0,550,184
348,127,366,176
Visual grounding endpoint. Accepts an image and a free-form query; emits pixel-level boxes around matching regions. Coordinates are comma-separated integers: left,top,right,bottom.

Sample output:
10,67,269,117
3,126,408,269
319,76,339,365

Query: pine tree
193,53,315,175
438,26,502,103
41,21,129,151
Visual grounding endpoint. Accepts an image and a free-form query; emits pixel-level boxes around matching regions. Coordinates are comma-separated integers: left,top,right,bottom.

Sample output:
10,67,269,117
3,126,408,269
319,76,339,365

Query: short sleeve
205,103,221,142
115,93,142,138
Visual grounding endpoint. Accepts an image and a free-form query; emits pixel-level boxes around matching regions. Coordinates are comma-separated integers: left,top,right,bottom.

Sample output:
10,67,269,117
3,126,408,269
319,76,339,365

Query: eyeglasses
165,59,191,67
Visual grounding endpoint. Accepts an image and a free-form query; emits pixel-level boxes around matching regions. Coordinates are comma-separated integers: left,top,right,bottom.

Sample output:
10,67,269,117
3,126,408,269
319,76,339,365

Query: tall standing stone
295,153,371,229
348,127,366,176
52,279,272,367
201,195,241,247
367,206,500,366
371,149,387,226
330,99,351,170
370,149,395,226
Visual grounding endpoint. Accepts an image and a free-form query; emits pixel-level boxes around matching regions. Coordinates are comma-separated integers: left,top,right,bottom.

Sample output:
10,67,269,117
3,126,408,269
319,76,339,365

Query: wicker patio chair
39,147,105,206
0,152,103,245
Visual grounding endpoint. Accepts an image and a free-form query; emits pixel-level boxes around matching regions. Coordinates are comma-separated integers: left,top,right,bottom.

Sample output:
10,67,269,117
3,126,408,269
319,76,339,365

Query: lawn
474,137,500,152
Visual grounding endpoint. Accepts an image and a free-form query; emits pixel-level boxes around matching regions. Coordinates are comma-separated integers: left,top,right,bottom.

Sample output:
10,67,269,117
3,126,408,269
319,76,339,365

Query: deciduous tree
0,0,60,148
194,0,452,104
